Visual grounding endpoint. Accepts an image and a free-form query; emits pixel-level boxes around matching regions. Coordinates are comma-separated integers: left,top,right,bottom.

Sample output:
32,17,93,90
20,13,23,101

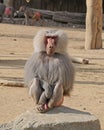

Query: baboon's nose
49,45,53,48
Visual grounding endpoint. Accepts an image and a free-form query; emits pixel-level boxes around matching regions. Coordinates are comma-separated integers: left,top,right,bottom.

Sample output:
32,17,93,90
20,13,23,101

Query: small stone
83,107,86,110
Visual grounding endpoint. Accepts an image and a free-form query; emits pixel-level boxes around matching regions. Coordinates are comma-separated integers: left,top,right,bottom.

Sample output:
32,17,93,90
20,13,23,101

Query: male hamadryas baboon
24,30,75,113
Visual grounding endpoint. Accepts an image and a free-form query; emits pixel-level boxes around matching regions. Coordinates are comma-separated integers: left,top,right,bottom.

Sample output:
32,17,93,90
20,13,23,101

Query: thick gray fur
24,51,75,96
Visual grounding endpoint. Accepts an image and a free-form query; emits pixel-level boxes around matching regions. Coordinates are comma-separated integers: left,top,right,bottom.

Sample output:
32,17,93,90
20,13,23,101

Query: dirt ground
0,23,104,129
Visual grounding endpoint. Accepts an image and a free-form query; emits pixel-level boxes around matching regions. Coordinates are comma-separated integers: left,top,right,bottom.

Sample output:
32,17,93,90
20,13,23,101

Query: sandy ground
0,23,104,129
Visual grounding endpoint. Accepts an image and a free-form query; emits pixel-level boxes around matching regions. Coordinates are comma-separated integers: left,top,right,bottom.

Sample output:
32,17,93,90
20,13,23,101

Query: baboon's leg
39,18,44,26
38,83,53,105
9,8,15,24
48,83,63,108
24,13,29,25
35,82,53,113
29,78,43,104
9,15,15,24
38,92,47,105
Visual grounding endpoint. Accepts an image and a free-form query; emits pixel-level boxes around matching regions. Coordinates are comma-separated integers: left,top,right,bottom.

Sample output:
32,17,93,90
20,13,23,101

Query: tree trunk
85,0,102,49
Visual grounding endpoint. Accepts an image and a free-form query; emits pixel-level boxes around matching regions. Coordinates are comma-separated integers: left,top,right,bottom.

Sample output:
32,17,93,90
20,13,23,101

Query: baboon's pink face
46,38,57,56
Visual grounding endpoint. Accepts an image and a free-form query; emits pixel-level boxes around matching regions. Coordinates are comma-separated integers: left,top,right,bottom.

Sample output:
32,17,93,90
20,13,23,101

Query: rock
0,106,101,130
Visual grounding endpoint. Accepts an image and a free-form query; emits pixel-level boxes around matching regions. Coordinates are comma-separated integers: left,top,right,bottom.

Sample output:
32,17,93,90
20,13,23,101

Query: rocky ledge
0,106,101,130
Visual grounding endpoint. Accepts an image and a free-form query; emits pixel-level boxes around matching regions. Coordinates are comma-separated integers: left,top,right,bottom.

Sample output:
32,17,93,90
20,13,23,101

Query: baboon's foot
35,104,51,113
48,97,64,108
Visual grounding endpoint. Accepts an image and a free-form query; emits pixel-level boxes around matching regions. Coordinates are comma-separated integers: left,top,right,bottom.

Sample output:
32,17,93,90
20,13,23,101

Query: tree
85,0,102,49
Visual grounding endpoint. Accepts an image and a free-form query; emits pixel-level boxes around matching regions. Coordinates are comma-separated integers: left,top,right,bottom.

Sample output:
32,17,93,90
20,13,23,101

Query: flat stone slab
0,106,101,130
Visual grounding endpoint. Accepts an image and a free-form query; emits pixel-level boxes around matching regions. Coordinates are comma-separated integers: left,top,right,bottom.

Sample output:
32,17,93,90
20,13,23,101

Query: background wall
2,0,104,14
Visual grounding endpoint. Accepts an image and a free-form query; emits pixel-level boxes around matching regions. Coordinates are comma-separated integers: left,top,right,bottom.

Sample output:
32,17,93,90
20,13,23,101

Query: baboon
4,6,15,23
18,6,43,25
0,3,15,23
24,30,75,113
